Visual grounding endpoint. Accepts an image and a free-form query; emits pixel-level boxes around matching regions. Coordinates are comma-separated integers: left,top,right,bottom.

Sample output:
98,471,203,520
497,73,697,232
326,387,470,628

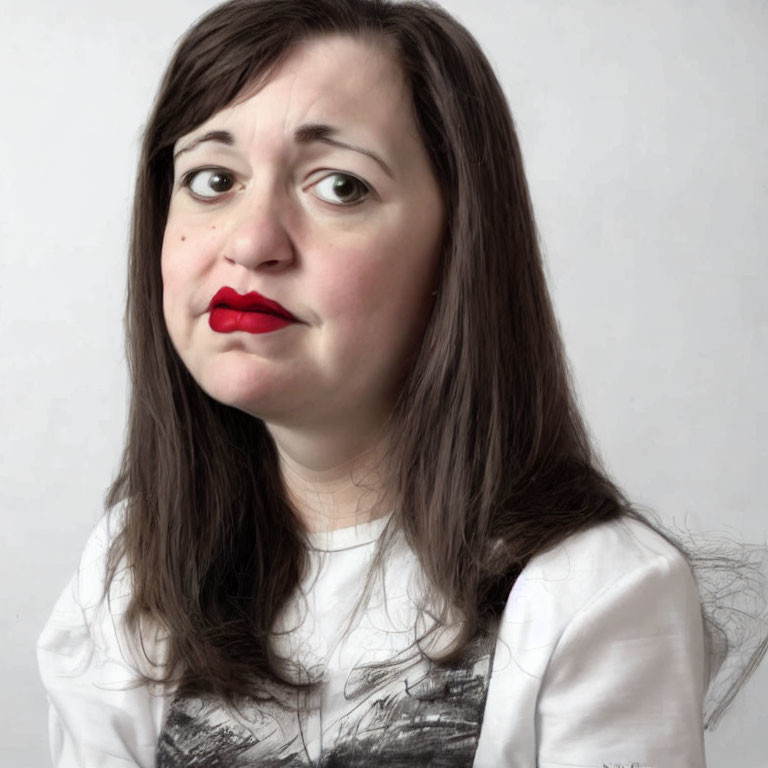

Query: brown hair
108,0,633,698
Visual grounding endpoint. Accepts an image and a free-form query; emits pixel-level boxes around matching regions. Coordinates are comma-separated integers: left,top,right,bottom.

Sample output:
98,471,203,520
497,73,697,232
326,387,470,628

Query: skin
161,35,445,531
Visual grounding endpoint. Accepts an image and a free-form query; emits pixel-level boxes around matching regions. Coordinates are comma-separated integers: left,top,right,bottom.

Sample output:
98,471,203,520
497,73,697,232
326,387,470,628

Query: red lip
207,287,298,334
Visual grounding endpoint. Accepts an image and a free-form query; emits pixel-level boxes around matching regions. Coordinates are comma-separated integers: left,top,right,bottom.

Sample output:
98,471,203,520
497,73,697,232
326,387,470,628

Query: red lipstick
207,287,298,334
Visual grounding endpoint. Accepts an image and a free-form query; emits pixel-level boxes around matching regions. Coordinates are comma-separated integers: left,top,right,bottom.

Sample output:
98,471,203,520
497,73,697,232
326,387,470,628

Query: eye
311,172,370,206
182,168,235,200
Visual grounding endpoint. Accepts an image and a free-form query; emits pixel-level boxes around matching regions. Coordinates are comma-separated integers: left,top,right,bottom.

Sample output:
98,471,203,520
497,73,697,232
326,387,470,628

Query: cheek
160,220,212,307
322,201,441,312
159,231,182,317
159,221,202,342
314,226,441,359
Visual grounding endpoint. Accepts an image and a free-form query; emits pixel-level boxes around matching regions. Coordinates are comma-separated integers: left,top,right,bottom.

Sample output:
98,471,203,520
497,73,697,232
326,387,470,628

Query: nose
223,186,295,271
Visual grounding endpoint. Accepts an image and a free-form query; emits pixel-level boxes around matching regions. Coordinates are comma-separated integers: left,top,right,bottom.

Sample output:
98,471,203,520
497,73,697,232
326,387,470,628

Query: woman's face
161,35,444,440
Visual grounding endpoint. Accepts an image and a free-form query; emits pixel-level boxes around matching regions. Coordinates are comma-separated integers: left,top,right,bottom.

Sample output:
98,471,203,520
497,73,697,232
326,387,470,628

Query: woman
38,0,729,765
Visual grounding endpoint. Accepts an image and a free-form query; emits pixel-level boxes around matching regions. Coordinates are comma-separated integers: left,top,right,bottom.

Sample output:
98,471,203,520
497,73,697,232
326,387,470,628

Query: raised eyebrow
294,123,394,179
173,130,236,161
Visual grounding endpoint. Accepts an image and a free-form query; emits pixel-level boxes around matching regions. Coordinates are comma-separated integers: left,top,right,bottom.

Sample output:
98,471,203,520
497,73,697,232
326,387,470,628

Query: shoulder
493,516,703,680
41,507,131,640
37,507,170,767
477,517,707,766
512,516,696,628
37,505,166,679
526,514,688,578
37,507,127,653
74,506,130,609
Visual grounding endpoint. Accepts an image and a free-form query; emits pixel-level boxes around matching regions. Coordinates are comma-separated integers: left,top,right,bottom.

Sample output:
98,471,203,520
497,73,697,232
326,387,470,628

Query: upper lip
208,287,297,320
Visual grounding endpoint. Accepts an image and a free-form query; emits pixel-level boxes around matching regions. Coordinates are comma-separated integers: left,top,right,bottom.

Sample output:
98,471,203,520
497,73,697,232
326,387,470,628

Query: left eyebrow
294,123,394,179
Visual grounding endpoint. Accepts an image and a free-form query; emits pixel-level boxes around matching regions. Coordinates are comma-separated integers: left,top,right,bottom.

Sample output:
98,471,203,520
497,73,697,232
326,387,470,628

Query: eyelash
179,167,372,207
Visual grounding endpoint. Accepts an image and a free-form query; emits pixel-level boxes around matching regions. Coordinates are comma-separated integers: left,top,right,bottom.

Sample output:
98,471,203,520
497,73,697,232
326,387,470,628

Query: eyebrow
293,123,394,178
173,130,235,160
173,123,393,178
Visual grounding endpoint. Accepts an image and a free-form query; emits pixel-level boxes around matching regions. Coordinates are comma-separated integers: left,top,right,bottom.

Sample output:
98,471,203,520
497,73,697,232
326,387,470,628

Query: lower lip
209,308,295,334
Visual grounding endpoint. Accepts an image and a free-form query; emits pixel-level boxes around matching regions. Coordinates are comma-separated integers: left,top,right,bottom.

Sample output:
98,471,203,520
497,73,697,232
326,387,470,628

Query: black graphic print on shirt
156,632,496,767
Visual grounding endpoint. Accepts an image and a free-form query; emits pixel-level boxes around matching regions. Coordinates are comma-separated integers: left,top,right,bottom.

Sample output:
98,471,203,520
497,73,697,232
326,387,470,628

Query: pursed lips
207,287,298,333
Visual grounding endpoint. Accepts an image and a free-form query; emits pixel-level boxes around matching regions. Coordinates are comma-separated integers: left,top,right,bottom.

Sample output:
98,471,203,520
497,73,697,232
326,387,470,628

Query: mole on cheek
211,225,216,230
181,235,186,242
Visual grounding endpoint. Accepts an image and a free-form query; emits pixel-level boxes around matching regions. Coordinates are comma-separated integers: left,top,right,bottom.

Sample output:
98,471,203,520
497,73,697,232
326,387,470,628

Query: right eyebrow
173,130,235,160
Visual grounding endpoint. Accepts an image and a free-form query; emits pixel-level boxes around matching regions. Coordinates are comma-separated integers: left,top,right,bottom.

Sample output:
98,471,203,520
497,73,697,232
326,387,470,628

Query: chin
194,359,293,419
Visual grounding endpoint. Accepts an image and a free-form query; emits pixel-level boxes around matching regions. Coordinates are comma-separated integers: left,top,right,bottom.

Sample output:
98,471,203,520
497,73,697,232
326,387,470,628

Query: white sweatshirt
38,513,708,767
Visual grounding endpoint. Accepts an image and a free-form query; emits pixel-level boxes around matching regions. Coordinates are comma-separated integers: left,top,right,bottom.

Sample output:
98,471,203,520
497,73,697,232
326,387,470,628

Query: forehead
271,34,408,110
177,34,416,151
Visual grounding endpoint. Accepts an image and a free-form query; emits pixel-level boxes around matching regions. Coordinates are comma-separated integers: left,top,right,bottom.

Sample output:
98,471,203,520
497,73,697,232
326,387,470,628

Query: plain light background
1,0,766,765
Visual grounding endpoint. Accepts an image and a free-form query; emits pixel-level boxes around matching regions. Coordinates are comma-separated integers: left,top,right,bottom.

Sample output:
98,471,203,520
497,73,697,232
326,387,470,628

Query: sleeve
535,547,708,768
37,513,170,767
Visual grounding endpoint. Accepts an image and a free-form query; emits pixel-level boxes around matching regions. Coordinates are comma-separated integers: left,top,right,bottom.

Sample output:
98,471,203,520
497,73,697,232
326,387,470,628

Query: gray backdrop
1,0,766,765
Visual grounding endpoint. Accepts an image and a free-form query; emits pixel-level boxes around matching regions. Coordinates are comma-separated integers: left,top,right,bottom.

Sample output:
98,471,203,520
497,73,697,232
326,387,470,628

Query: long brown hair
108,0,632,698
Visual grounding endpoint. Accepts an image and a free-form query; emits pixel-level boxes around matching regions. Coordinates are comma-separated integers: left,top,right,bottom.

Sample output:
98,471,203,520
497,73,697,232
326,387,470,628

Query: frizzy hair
107,0,632,698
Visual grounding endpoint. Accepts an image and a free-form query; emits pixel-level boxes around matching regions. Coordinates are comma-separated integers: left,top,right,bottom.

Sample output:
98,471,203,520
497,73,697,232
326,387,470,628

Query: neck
267,423,392,533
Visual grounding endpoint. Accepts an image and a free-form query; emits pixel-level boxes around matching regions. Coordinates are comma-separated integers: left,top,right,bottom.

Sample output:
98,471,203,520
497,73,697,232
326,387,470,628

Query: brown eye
313,172,369,205
186,168,235,199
